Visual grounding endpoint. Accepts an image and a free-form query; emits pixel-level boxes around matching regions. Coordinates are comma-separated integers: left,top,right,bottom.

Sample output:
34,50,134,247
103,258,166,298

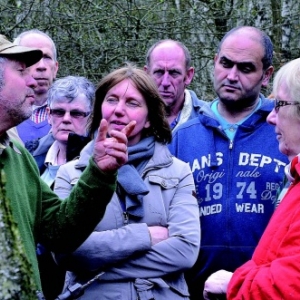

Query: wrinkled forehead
150,44,186,68
19,33,56,59
219,34,264,64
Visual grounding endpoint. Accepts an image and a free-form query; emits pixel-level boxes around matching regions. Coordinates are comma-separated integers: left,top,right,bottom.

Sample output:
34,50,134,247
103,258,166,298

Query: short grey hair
14,29,58,62
0,56,8,92
47,76,95,111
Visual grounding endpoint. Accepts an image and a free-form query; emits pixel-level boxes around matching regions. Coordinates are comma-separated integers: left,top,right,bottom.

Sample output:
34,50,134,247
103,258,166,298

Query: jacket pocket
148,175,179,189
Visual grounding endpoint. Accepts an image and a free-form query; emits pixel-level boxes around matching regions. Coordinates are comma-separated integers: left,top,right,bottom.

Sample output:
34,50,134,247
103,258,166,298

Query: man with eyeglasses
168,26,289,299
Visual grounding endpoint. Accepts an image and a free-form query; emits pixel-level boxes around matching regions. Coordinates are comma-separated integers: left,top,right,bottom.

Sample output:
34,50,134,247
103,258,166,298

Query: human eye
238,63,255,74
153,70,164,77
18,68,25,74
220,57,233,68
277,100,286,107
43,54,52,61
50,109,65,117
126,99,141,107
169,70,181,77
105,97,118,104
17,65,27,74
70,110,88,118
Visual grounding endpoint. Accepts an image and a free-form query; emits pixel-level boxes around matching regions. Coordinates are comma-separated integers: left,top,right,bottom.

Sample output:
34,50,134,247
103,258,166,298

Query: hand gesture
93,119,136,173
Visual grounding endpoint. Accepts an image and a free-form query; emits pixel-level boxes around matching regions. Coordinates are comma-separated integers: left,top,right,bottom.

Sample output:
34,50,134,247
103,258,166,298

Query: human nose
26,73,38,89
161,72,171,87
227,65,238,81
114,101,126,115
35,58,47,71
61,111,72,122
266,107,276,125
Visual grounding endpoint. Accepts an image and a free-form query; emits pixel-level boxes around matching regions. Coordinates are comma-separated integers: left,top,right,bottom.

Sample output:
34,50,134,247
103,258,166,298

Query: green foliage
0,0,300,99
0,166,37,299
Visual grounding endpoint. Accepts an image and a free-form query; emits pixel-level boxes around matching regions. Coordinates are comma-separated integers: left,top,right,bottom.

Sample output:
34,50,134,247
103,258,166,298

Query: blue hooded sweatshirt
168,95,289,299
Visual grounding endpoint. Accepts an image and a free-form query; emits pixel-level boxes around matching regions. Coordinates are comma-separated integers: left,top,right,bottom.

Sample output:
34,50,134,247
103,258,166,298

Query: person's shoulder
174,98,218,133
7,127,24,146
187,89,207,106
25,134,55,154
156,143,192,173
259,94,275,111
7,138,29,155
173,114,203,135
59,159,79,172
171,154,191,168
168,154,194,180
56,159,81,182
6,139,41,171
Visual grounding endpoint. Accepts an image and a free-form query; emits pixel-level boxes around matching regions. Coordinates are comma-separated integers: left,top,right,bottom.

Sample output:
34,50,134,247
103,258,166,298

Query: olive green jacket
0,135,116,292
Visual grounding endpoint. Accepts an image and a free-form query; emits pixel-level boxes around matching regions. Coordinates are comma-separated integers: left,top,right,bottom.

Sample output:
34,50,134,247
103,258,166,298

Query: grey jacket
54,140,200,299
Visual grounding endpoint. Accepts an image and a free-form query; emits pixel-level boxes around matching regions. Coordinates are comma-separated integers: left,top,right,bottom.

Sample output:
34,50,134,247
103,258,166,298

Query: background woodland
1,0,299,99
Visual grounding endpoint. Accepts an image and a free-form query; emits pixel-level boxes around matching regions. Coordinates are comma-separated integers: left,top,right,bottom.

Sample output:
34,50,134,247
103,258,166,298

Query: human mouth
35,78,48,86
275,130,282,140
222,84,239,91
160,91,173,98
110,120,127,131
26,94,35,105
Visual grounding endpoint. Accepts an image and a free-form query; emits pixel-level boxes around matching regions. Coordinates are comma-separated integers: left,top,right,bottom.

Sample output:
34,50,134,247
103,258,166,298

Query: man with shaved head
169,26,289,299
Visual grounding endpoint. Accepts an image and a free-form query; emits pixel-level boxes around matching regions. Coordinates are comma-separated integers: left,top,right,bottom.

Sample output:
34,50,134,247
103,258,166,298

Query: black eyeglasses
50,109,90,119
274,99,300,113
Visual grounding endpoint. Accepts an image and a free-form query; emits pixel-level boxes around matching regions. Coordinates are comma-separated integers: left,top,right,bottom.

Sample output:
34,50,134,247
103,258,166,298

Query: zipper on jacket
123,212,129,225
229,139,233,149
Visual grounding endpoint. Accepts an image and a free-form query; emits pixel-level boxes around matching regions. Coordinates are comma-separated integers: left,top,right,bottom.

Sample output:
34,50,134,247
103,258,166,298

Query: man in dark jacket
169,26,289,300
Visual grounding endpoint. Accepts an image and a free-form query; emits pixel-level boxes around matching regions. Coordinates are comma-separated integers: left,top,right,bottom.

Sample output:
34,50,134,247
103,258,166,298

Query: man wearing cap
0,34,134,298
13,29,58,144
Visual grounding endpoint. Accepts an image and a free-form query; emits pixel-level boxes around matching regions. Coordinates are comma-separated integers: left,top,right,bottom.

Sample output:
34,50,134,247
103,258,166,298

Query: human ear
184,67,195,85
262,66,274,87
